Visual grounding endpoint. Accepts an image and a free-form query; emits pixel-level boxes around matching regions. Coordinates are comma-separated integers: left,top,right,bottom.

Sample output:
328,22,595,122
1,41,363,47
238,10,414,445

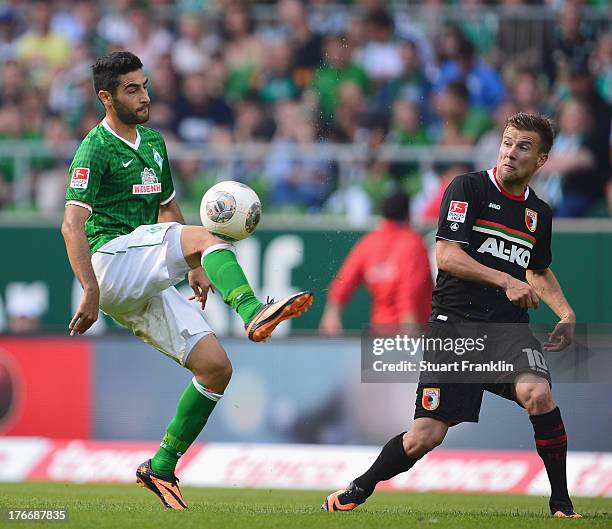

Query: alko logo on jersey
133,167,161,195
477,237,531,268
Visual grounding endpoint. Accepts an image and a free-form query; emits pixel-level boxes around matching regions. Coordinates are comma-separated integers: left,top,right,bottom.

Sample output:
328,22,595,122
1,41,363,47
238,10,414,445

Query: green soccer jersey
65,120,175,254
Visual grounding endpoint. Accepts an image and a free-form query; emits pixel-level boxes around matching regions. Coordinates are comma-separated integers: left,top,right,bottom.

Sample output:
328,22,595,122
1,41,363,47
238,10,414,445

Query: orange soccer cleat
136,459,187,510
246,291,314,342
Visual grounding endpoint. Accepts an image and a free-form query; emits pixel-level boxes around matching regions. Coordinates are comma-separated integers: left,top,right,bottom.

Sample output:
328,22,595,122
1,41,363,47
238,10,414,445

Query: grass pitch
0,482,610,529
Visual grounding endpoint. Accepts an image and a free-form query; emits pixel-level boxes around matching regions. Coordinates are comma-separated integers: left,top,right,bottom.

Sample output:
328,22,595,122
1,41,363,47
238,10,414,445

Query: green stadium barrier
0,223,610,332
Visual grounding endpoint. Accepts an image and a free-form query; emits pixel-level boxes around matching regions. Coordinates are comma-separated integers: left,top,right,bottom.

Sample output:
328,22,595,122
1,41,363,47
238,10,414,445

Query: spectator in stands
21,88,46,138
47,42,93,129
592,32,612,104
388,38,433,124
97,0,133,47
277,0,323,89
173,72,234,143
388,99,430,147
308,0,348,37
265,99,333,210
233,92,275,143
0,103,25,204
35,116,74,215
123,3,172,70
535,98,600,216
549,0,595,84
431,81,491,146
320,190,432,335
564,58,611,211
326,86,363,143
457,0,495,59
221,0,265,101
433,28,505,110
510,67,547,115
310,33,369,123
75,2,108,59
0,1,609,219
0,60,26,106
16,1,71,87
0,7,19,61
52,2,107,59
359,8,403,84
255,37,299,104
147,60,179,137
386,99,431,187
171,12,218,76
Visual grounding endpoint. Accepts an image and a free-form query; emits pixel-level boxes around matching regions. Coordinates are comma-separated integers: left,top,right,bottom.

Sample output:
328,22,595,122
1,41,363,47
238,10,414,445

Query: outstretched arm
61,204,99,335
527,268,575,351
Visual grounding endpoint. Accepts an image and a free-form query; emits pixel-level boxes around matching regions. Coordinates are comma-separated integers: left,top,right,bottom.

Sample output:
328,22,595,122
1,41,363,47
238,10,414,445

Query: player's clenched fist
69,288,99,335
504,276,539,309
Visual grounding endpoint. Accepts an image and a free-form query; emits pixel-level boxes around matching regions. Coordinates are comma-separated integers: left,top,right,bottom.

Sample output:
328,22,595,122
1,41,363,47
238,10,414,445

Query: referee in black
322,113,581,518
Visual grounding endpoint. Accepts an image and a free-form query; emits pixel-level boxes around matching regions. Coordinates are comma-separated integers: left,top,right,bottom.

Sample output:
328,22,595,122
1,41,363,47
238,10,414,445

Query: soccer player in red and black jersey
322,113,582,518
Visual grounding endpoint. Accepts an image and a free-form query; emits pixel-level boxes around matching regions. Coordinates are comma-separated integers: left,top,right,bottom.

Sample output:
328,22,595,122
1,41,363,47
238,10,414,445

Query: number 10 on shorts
523,347,548,373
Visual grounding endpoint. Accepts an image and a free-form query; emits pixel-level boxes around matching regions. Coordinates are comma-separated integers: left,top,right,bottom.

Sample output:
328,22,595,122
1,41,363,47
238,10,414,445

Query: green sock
151,378,222,475
202,249,263,324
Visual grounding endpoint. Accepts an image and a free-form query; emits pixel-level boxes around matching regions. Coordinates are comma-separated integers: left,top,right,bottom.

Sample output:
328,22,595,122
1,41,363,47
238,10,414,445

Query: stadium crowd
0,0,609,221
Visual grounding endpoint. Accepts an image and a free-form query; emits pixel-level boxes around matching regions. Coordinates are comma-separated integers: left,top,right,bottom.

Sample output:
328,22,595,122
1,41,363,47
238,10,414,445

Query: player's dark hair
382,190,410,222
505,112,555,153
92,52,143,96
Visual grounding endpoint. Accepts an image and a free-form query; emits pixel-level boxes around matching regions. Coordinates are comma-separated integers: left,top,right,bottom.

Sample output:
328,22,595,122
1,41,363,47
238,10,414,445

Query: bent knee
404,431,444,457
518,386,553,413
204,357,233,387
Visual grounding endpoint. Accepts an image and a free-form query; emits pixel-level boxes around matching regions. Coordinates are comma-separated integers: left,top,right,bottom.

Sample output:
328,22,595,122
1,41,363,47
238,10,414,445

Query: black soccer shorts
413,319,551,425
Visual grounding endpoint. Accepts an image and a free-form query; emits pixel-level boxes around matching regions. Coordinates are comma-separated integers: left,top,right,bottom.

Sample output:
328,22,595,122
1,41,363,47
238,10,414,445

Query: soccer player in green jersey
61,52,313,510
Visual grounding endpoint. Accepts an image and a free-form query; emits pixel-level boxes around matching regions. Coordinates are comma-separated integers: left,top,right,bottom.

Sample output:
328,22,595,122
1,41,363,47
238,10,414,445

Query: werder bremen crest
152,147,163,171
133,167,162,194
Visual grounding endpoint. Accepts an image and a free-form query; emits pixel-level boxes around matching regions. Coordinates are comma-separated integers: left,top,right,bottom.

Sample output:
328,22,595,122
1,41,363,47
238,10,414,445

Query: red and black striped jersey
432,168,553,323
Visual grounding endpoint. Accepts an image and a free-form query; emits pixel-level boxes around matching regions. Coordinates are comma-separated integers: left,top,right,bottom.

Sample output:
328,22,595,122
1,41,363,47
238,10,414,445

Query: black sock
353,432,420,496
530,407,570,503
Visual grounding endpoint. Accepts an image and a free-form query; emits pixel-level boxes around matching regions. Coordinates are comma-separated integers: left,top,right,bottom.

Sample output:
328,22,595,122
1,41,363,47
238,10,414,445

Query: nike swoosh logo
122,159,134,168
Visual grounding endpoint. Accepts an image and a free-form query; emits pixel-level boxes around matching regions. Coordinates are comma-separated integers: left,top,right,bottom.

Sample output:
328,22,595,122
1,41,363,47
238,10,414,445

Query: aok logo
477,237,531,268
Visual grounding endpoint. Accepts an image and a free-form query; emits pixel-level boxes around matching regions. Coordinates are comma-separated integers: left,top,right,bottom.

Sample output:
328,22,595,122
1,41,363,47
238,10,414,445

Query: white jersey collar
102,118,141,150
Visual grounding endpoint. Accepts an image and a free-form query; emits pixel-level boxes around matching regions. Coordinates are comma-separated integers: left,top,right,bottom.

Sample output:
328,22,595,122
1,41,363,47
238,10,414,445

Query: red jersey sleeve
327,236,368,305
395,235,432,324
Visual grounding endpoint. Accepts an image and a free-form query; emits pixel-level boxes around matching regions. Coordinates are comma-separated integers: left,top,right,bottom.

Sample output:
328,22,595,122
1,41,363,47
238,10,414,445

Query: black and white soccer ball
200,181,261,241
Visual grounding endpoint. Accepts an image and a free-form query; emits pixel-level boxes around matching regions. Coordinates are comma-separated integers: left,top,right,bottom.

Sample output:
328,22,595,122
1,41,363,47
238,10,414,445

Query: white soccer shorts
91,222,213,365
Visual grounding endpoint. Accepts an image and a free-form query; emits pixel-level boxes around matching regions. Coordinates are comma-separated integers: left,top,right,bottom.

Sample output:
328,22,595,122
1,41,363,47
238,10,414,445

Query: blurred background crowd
0,0,609,223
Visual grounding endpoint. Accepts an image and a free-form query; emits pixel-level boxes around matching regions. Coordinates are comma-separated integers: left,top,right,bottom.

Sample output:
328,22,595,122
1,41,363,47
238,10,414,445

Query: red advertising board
0,337,91,438
2,439,609,497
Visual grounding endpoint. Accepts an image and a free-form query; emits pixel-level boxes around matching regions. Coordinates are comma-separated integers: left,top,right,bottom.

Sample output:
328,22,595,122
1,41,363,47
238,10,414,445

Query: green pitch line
0,483,610,529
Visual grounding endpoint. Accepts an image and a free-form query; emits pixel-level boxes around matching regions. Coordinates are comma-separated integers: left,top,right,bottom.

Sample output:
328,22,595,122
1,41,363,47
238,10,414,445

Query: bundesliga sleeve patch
70,167,90,189
447,200,468,223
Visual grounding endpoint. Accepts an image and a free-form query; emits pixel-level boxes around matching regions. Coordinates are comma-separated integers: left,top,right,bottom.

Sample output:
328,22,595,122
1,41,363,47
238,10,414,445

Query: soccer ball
200,181,262,241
